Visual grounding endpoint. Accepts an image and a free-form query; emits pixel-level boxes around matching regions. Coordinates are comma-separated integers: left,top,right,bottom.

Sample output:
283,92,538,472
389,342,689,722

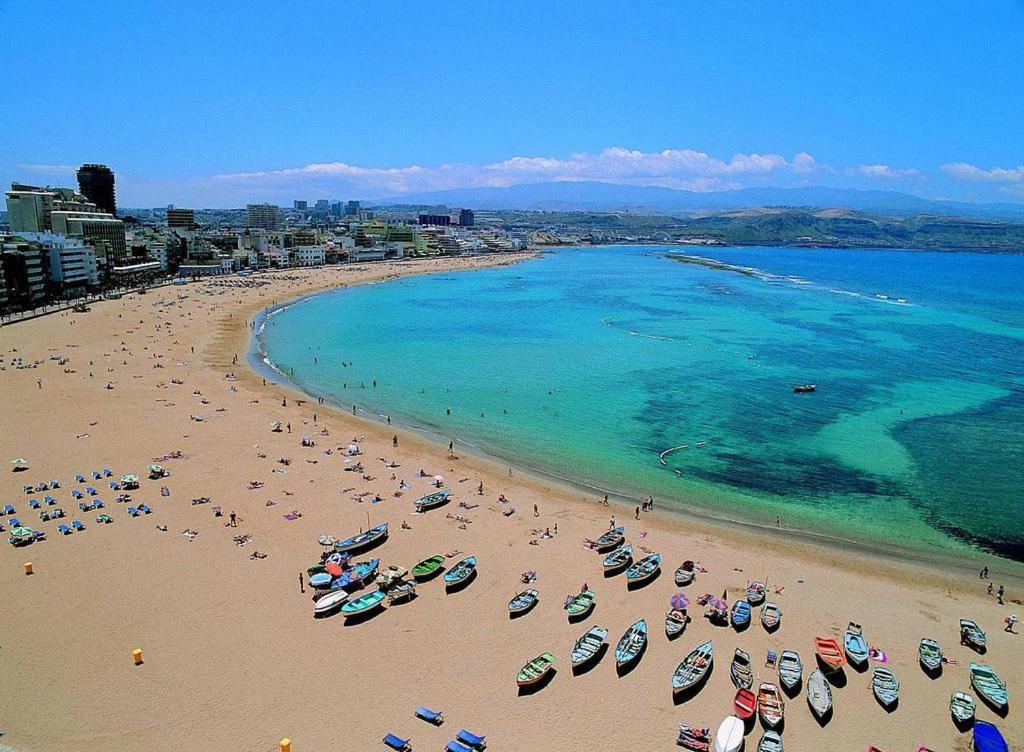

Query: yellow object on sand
133,648,143,665
24,561,33,575
280,739,292,752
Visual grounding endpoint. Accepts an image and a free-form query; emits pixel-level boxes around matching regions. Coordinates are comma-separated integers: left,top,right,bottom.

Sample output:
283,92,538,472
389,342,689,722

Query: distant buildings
76,164,116,216
346,200,360,217
166,207,196,229
418,213,451,226
51,211,128,267
17,232,99,289
0,236,47,308
293,200,308,212
459,208,475,227
246,203,282,229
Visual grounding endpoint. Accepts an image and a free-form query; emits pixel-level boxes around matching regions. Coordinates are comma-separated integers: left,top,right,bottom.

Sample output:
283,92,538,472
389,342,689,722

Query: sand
0,254,1020,752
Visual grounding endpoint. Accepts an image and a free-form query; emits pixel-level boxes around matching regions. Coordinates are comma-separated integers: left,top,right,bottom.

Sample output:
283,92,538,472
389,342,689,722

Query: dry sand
0,255,1020,752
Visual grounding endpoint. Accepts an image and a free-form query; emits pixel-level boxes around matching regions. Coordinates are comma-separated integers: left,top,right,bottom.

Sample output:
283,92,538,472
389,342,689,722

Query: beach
0,254,1020,752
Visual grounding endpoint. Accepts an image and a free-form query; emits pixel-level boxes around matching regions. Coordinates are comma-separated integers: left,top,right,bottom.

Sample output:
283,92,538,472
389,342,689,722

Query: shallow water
259,246,1024,562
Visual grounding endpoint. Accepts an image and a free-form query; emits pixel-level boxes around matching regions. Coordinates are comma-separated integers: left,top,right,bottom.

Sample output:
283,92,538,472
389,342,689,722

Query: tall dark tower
76,163,116,215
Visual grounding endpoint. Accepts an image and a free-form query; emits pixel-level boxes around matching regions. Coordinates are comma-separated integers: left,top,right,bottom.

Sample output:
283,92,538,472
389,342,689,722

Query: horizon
2,1,1024,208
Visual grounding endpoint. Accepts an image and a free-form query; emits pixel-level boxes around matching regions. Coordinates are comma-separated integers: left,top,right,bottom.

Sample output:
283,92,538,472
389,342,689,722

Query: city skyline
3,1,1024,207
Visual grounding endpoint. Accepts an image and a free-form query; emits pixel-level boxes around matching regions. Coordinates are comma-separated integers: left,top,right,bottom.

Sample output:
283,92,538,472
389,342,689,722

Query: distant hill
374,181,1024,221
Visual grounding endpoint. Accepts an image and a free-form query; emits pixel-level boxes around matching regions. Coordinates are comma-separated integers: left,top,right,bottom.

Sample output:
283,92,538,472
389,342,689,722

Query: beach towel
868,647,888,663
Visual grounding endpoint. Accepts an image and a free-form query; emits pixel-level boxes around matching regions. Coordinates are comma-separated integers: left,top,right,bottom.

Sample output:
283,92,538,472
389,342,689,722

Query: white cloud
847,164,922,180
19,163,78,174
941,162,1024,183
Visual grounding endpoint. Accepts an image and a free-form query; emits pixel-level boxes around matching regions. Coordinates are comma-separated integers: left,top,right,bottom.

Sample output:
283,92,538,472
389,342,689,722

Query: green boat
970,663,1008,710
307,562,327,575
340,589,386,617
412,554,445,580
565,590,596,620
517,652,556,687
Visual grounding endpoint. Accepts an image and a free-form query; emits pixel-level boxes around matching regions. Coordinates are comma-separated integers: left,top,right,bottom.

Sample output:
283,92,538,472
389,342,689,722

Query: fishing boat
309,572,333,591
615,619,648,668
973,721,1009,752
872,667,900,707
443,556,477,589
757,682,784,728
970,663,1008,711
672,640,714,694
675,560,696,586
414,488,450,512
566,590,596,620
312,589,349,615
517,653,556,687
340,588,386,617
919,638,943,674
625,553,661,586
603,544,633,572
594,526,625,552
815,636,845,671
778,650,803,692
387,581,416,604
806,669,833,718
844,622,869,666
793,384,816,393
508,588,539,616
730,600,751,629
757,730,784,752
676,725,711,752
950,690,976,725
411,554,445,581
332,558,379,589
760,602,782,631
960,618,987,651
714,715,744,752
746,581,766,604
665,610,689,638
570,626,608,668
730,647,753,690
333,522,389,553
734,687,757,720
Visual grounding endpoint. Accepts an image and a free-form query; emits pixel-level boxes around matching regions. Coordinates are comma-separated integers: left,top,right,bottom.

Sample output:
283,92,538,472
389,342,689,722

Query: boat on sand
778,650,803,692
508,588,539,615
815,636,845,671
412,554,445,580
760,602,782,631
806,668,833,718
665,610,689,638
517,653,555,687
625,553,660,586
676,725,711,751
443,556,477,588
414,488,450,511
757,682,784,728
594,526,625,552
340,588,385,617
675,560,696,586
758,731,783,752
714,716,744,752
571,626,607,668
973,720,1009,752
615,619,647,667
603,544,633,572
312,589,348,615
960,618,987,651
734,687,756,720
333,522,389,553
565,589,596,620
746,581,766,604
970,663,1008,710
950,690,975,724
919,638,943,674
673,640,714,694
730,647,753,689
872,666,900,707
844,622,869,666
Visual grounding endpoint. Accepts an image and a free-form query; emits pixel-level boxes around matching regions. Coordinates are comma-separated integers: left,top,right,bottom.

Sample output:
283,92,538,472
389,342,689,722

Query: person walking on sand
229,511,237,527
998,584,1005,604
609,515,616,529
603,492,609,506
988,582,994,596
393,435,398,448
1006,614,1018,633
635,505,641,520
478,481,484,495
299,572,305,594
534,504,539,517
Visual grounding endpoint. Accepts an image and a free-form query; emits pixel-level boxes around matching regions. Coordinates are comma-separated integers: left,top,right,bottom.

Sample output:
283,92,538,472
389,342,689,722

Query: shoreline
245,257,1024,585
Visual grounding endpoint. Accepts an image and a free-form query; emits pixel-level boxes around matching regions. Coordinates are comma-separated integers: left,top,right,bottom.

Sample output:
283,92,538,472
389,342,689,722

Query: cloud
846,164,922,180
19,163,78,174
941,162,1024,183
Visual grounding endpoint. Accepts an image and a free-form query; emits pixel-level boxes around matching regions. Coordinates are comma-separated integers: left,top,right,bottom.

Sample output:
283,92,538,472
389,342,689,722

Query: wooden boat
714,715,744,752
508,588,539,615
778,650,803,692
746,581,766,604
387,582,416,604
625,553,661,586
973,720,1009,752
615,619,648,667
443,556,477,588
675,560,696,586
570,626,607,668
309,572,333,591
602,544,633,572
672,640,714,694
919,638,943,674
949,690,976,724
844,622,869,666
333,522,389,553
806,668,833,718
414,488,450,511
312,588,349,615
332,558,379,589
340,588,386,617
815,636,845,671
517,652,556,687
960,618,987,651
676,725,711,752
734,687,757,720
411,554,445,580
970,663,1008,710
760,602,782,631
730,600,751,628
594,526,625,552
730,647,753,689
757,682,784,728
872,667,900,707
566,589,596,619
757,730,783,752
665,610,689,638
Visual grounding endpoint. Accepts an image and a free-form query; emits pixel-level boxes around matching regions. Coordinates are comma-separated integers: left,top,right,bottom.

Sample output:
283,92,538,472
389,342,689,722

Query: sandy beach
1,254,1020,752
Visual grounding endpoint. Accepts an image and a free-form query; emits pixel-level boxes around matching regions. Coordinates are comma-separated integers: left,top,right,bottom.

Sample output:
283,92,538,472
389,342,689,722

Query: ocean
256,246,1024,563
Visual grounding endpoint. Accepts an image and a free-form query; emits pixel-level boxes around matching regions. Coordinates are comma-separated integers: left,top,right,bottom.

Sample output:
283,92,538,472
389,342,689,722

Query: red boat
815,636,846,670
734,687,757,720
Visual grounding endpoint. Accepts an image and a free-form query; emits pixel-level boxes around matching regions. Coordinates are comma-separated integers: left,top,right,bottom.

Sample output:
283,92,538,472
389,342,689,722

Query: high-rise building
76,164,116,216
167,208,196,229
314,199,330,212
330,202,343,217
418,213,451,226
18,231,99,289
50,212,127,267
5,184,100,233
293,200,308,211
0,235,48,308
459,209,475,227
246,203,282,229
346,200,360,217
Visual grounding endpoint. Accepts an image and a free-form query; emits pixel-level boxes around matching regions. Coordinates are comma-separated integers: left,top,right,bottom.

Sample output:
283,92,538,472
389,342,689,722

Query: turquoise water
258,246,1024,563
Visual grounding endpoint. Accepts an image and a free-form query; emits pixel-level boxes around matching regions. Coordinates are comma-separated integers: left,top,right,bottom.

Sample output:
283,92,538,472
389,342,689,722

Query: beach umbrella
434,475,445,483
670,593,690,611
10,458,28,468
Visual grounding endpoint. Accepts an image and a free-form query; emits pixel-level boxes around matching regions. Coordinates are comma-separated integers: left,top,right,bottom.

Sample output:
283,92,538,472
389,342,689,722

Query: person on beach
534,504,539,517
998,584,1005,604
478,481,484,495
988,582,994,596
983,566,989,578
1006,614,1018,633
635,505,641,520
609,515,616,529
229,511,237,527
299,572,304,593
393,435,398,447
603,493,609,506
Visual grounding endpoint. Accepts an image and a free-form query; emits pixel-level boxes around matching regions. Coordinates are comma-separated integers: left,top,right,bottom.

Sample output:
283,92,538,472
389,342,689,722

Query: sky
2,0,1024,208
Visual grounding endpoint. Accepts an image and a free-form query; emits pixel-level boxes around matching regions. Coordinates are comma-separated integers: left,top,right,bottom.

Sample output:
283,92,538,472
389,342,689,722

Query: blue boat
443,556,477,588
973,721,1009,752
414,488,451,511
309,572,333,590
730,600,751,628
332,558,380,590
333,522,389,553
844,622,869,666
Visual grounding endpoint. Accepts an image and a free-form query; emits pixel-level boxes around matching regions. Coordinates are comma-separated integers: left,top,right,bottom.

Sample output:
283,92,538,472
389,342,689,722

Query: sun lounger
97,514,112,524
79,502,90,512
91,499,104,509
57,523,72,535
102,468,112,477
72,490,84,499
382,733,412,751
127,507,140,517
414,707,444,725
22,485,33,494
44,495,55,504
138,504,152,514
10,518,21,527
86,487,97,495
49,480,60,488
92,471,101,479
445,742,472,752
1,504,14,515
766,650,778,668
32,530,45,541
29,499,40,509
51,507,64,518
75,474,85,483
109,481,120,489
72,521,85,532
456,729,486,749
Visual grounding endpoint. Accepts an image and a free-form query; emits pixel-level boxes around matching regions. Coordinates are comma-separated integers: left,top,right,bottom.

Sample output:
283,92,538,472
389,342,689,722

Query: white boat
714,715,745,752
312,589,349,615
333,522,389,553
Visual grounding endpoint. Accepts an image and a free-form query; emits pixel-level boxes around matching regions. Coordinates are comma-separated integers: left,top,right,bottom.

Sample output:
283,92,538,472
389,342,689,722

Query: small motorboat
746,581,766,604
714,715,744,752
411,554,445,581
508,588,539,616
757,730,783,752
778,650,803,692
677,724,711,752
603,544,633,573
806,668,833,718
730,647,753,690
757,682,784,728
960,618,987,651
730,600,751,629
386,581,416,604
815,636,845,671
615,619,648,668
414,488,451,512
443,556,477,589
844,622,869,667
517,653,555,687
566,590,596,620
312,589,349,615
793,384,816,393
973,720,1009,752
665,610,689,638
333,522,389,553
734,687,757,720
625,553,661,586
675,560,696,586
872,666,900,707
672,640,714,694
950,690,975,725
340,588,386,617
332,558,379,590
760,602,782,631
970,663,1008,711
570,626,608,668
919,638,943,674
594,526,625,552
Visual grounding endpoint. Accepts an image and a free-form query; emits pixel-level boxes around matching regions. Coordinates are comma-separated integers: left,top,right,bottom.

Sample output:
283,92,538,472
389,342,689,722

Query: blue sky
2,0,1023,207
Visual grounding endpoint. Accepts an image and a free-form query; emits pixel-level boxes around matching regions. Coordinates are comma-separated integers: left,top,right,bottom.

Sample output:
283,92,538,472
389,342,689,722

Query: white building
17,231,99,287
293,244,326,266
